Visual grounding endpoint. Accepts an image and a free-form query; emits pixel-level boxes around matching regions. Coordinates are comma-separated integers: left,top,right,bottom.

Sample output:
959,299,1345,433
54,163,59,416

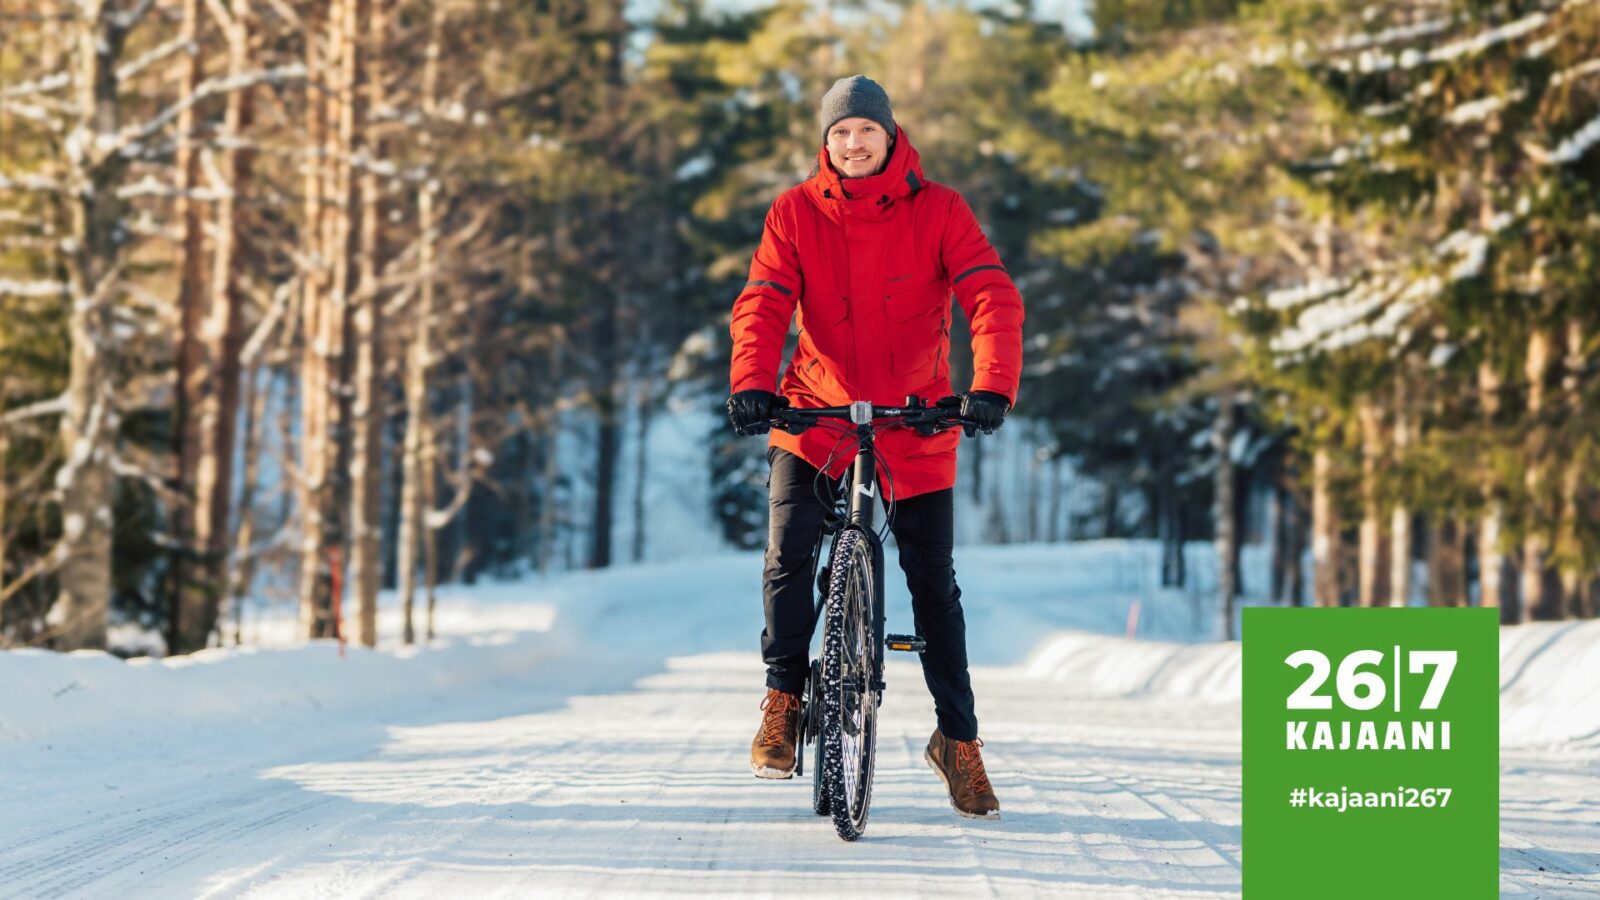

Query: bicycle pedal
885,633,926,653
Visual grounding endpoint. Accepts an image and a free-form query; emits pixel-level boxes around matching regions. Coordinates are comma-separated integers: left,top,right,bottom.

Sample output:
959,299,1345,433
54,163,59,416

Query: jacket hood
802,123,927,221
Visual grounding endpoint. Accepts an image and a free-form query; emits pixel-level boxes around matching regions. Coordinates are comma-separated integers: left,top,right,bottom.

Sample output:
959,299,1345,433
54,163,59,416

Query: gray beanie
819,75,896,143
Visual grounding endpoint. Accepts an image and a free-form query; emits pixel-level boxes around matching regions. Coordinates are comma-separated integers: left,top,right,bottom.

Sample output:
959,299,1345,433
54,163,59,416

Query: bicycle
745,394,987,842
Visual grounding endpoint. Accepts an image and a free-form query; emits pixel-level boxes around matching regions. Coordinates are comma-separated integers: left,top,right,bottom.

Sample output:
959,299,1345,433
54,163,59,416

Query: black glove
727,389,787,435
959,390,1009,433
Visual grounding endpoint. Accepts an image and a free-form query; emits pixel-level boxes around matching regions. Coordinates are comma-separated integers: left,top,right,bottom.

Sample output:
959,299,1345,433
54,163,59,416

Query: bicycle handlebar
754,395,989,438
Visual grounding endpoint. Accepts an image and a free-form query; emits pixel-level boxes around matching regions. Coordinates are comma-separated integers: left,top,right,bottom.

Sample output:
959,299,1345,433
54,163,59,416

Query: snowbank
1025,631,1243,701
1025,618,1600,750
1499,620,1600,748
0,599,563,746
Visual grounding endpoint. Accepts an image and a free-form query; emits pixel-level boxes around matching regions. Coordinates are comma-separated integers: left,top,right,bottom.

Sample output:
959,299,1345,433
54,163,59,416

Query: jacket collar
802,123,926,222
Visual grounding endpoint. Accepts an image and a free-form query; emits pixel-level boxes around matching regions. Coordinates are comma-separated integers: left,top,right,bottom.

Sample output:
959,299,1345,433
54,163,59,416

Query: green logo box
1242,608,1498,898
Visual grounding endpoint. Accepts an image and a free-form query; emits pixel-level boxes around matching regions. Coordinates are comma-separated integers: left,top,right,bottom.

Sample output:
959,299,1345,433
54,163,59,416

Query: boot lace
759,689,799,747
954,738,992,796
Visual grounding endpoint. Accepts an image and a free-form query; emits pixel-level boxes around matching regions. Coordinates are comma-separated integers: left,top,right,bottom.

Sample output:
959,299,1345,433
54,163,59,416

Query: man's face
826,117,891,178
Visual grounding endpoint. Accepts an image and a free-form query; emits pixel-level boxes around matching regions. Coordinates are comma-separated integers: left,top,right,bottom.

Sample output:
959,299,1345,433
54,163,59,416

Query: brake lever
767,412,810,435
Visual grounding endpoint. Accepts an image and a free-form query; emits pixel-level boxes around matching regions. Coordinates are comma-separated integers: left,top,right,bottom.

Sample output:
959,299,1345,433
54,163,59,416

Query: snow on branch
0,98,69,130
111,64,307,157
111,451,186,506
1331,6,1569,73
1,72,70,99
1263,276,1351,311
1324,16,1454,53
115,174,230,201
1531,111,1600,164
116,36,196,83
1446,90,1525,125
1302,125,1411,170
240,279,296,364
425,453,480,529
1550,58,1600,87
1271,275,1405,355
1264,215,1514,360
0,393,68,425
1422,11,1551,65
0,278,69,298
1434,229,1494,279
0,171,64,193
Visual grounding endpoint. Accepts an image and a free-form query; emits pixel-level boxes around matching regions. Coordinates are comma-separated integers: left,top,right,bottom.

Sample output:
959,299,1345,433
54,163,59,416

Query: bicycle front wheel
819,527,879,841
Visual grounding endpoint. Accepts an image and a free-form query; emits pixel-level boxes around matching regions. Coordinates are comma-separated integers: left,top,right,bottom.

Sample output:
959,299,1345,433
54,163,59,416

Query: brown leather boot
925,729,1001,819
750,688,801,779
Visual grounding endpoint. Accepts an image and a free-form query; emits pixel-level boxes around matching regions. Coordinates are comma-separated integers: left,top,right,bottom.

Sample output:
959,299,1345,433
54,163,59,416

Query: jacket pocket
800,292,848,327
884,276,945,323
885,278,949,377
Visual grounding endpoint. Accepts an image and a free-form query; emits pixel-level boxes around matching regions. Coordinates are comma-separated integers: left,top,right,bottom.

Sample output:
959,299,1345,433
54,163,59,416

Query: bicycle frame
810,402,891,696
767,395,973,717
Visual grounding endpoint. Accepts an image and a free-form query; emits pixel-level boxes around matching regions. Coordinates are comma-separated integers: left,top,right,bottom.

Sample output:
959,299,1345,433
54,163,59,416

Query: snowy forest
3,0,1600,656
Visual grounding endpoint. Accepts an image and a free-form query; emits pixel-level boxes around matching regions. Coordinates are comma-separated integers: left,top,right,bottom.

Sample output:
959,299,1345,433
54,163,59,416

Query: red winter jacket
729,126,1024,499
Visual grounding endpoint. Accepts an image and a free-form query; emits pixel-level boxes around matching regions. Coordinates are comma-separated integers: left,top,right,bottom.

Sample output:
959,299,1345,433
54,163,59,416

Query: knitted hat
819,75,896,143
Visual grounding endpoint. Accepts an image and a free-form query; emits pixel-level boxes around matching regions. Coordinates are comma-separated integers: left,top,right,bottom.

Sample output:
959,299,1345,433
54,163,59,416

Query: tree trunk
298,0,359,639
1388,378,1412,607
587,1,627,571
591,299,619,569
1100,481,1117,540
396,193,436,645
1048,455,1063,544
176,0,252,653
226,357,269,646
297,1,332,638
1555,319,1585,618
537,345,561,574
1159,452,1181,587
213,0,255,642
1267,465,1284,599
1286,482,1306,606
1311,443,1341,606
631,380,653,564
396,332,424,647
1357,398,1389,606
170,0,210,652
1428,516,1465,607
1476,361,1508,612
1521,326,1557,622
349,0,389,647
397,0,444,644
0,381,10,610
55,0,131,651
423,417,440,641
1215,389,1237,639
382,415,403,590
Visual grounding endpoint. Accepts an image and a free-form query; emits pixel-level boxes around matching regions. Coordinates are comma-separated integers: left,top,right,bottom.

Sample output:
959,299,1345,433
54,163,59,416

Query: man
726,75,1023,820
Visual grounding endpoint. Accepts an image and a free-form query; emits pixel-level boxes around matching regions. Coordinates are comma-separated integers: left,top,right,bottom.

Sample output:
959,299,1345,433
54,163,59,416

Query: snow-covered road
2,547,1596,897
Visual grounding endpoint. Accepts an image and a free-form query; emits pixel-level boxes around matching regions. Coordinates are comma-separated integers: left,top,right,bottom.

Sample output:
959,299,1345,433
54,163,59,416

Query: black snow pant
760,447,979,742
